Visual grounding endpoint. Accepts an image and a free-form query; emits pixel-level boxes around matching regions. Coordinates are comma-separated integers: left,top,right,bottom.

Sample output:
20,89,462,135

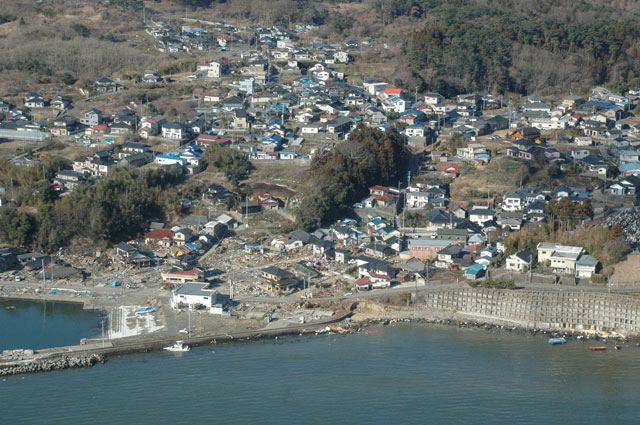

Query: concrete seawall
420,288,640,334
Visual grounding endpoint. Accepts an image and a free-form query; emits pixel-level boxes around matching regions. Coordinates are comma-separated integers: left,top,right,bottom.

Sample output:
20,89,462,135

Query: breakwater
0,352,105,376
0,312,353,376
421,288,640,334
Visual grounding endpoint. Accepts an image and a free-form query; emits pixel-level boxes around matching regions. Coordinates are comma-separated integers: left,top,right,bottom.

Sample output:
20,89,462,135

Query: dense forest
296,127,409,230
0,167,183,252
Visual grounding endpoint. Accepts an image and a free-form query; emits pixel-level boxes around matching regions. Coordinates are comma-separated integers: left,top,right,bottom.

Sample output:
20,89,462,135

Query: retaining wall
421,288,640,333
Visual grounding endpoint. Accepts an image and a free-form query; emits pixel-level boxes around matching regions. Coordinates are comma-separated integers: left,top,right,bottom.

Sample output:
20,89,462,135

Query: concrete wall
420,288,640,333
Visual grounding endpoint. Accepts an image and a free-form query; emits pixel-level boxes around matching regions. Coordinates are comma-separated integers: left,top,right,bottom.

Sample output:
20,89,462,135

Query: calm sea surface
0,298,102,351
2,301,640,424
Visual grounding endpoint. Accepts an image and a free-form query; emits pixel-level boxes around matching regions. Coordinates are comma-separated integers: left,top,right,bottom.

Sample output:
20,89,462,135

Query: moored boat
589,346,607,351
164,341,190,352
548,337,567,345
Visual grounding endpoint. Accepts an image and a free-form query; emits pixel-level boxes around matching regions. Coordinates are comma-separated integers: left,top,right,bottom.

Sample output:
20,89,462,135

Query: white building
207,61,221,79
406,192,432,209
505,250,533,272
502,192,525,211
469,206,495,226
457,143,488,160
424,93,444,105
537,243,583,275
162,122,189,141
171,282,223,314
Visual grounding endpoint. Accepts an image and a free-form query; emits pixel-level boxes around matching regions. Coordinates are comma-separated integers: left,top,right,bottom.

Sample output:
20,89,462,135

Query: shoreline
2,307,634,377
2,290,638,376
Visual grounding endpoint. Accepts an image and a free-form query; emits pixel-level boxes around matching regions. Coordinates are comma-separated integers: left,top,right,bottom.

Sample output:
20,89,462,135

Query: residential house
48,116,81,136
326,117,351,135
139,116,166,138
24,93,45,108
464,263,486,280
260,266,297,293
80,109,103,126
53,170,86,191
365,241,394,259
457,143,489,161
575,255,599,278
434,244,465,269
505,250,533,272
162,268,205,285
469,206,495,227
142,70,162,83
162,122,190,141
94,77,126,93
609,175,640,196
144,229,174,247
173,228,193,246
109,122,132,136
73,151,116,177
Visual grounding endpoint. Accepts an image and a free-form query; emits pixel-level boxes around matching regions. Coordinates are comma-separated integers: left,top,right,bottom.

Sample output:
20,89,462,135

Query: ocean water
2,311,640,424
0,298,103,351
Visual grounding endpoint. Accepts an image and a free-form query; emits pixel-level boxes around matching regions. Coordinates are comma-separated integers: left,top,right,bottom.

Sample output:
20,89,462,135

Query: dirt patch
449,158,522,209
248,182,296,199
611,253,640,282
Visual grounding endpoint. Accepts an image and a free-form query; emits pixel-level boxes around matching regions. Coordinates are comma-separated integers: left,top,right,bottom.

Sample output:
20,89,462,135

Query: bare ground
611,253,640,283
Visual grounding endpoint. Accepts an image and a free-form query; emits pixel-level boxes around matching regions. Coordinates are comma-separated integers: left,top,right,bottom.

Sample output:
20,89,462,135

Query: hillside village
3,16,640,314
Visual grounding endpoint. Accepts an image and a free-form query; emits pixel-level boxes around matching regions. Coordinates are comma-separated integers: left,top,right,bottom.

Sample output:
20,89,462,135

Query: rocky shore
0,354,105,377
344,315,635,344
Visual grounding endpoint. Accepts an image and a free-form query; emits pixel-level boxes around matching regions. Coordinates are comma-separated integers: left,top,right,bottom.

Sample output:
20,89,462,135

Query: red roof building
144,229,174,247
440,163,459,177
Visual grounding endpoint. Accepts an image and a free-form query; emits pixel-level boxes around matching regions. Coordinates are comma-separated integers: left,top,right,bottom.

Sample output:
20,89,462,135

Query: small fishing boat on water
589,346,607,351
364,330,379,335
548,337,567,345
164,341,190,352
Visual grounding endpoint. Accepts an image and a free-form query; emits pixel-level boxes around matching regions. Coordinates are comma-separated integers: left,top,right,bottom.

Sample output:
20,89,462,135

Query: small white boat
164,341,190,352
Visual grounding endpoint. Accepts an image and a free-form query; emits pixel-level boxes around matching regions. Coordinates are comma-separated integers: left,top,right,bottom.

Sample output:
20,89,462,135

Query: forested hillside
297,127,409,230
163,0,640,96
1,0,638,95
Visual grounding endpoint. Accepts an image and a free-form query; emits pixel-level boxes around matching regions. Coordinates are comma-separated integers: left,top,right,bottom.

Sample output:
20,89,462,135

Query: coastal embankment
418,288,640,334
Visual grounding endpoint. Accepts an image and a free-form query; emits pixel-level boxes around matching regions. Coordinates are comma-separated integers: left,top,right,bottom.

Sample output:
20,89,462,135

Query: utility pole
245,196,249,227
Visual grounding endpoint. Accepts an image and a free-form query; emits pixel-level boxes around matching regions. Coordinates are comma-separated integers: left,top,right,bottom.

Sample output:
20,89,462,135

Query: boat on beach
164,341,190,352
135,306,155,315
548,337,567,345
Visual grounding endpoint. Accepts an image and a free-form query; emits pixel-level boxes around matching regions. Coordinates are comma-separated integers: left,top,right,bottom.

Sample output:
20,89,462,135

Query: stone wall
421,288,640,333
